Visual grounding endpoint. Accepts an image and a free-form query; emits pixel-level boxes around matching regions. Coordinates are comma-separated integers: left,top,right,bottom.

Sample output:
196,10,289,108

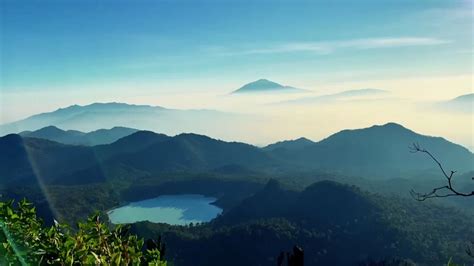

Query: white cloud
340,37,451,49
218,37,451,56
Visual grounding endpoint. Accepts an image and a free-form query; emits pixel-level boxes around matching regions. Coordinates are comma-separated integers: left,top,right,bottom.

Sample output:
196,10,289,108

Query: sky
0,0,473,147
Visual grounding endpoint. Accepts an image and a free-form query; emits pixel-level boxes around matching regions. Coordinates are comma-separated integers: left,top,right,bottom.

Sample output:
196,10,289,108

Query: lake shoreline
107,194,223,225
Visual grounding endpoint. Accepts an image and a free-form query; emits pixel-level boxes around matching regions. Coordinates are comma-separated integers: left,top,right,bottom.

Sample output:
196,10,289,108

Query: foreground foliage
0,199,166,265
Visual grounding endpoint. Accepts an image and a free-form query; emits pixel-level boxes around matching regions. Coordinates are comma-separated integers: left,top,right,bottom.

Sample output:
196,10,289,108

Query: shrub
0,199,166,265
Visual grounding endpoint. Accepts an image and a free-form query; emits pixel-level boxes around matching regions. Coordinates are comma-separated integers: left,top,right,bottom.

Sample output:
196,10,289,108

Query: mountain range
0,102,239,138
19,126,138,146
1,122,472,187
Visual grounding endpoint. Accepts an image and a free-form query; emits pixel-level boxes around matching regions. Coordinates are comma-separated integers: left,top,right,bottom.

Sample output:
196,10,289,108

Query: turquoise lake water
107,194,223,225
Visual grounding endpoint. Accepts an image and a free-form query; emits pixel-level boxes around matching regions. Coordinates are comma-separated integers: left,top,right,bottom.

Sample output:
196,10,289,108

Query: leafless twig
408,143,474,201
467,240,474,258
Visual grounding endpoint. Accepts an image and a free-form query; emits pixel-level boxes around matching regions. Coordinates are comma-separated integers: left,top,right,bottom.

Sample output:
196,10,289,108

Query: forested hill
0,131,276,186
267,123,474,177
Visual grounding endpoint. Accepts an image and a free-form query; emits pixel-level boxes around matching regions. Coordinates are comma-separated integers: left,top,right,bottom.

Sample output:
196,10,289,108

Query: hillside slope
131,180,474,265
268,123,474,177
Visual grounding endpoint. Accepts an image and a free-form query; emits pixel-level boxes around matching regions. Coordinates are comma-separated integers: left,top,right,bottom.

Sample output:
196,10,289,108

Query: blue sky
1,0,471,92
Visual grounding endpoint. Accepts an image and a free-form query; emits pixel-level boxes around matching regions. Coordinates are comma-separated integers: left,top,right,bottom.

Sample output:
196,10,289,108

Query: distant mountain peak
89,102,154,108
365,122,421,136
332,122,414,138
52,102,163,114
22,125,69,138
252,78,282,85
436,93,473,113
37,125,63,132
117,130,163,142
264,137,315,151
452,93,474,102
232,79,304,94
132,130,160,136
377,122,407,130
295,137,313,142
0,133,24,143
255,78,275,83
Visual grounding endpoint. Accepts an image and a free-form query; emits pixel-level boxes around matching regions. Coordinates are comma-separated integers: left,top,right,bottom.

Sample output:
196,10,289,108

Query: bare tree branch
409,143,474,201
467,241,474,258
409,143,474,258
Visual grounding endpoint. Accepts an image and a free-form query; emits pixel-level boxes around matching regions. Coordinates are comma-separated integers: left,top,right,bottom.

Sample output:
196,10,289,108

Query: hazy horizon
2,96,473,152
